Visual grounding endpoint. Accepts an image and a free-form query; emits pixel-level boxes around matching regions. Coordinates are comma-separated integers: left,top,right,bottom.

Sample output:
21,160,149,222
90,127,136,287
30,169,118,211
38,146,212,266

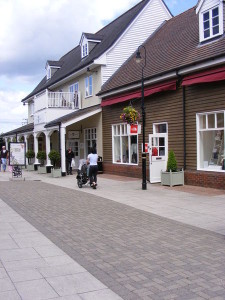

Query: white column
24,135,29,165
60,126,66,175
34,133,39,164
46,132,51,166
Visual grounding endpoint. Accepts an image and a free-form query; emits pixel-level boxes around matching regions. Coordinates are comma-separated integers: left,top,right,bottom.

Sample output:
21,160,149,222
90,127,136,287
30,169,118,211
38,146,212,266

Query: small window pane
199,115,206,129
204,29,210,38
212,16,219,26
212,7,219,17
122,136,129,163
131,136,137,163
208,114,215,128
155,123,167,133
159,137,165,146
203,20,210,30
213,26,219,35
217,113,224,128
203,12,209,21
114,137,121,162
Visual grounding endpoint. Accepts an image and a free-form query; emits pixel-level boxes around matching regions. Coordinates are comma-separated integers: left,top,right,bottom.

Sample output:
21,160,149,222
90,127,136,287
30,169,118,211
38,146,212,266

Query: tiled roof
45,104,101,128
22,0,153,102
99,7,225,95
0,123,34,137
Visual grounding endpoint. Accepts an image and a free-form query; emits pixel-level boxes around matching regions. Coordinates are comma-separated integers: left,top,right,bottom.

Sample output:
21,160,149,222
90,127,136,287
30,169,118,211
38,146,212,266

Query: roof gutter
98,54,225,99
98,71,177,99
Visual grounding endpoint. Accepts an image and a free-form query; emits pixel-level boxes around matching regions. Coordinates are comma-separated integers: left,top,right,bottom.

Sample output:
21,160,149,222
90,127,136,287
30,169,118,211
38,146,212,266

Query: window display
112,124,138,165
197,111,224,171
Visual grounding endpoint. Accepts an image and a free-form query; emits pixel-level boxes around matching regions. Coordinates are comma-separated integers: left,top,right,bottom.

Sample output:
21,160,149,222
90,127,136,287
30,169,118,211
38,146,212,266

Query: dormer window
82,43,88,58
203,6,219,39
80,33,102,59
197,0,223,43
47,66,51,80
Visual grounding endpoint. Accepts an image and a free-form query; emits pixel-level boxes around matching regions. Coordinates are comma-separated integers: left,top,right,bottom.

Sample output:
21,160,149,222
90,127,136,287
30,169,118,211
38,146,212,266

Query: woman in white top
87,147,98,188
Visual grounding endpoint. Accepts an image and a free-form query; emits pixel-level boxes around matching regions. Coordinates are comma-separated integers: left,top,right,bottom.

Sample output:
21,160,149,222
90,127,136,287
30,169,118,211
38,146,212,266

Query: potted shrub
36,151,47,174
26,149,35,171
161,150,184,187
48,150,61,177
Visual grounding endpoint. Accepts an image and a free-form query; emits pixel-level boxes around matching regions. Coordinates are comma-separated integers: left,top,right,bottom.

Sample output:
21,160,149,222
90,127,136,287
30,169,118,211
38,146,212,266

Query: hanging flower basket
120,106,140,125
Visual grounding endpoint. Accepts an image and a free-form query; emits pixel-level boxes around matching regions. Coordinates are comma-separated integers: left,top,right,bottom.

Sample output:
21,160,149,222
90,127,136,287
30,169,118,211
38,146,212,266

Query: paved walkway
0,169,225,300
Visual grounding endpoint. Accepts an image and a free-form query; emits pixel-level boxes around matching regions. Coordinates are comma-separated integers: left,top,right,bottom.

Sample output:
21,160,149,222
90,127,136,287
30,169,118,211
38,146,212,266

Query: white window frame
84,128,97,158
85,75,93,98
112,123,138,165
82,43,88,58
199,4,223,42
153,122,168,134
197,110,225,172
69,82,79,93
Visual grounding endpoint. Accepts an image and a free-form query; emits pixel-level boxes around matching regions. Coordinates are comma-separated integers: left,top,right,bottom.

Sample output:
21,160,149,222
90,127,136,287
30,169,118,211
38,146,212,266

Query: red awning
101,79,177,107
182,66,225,86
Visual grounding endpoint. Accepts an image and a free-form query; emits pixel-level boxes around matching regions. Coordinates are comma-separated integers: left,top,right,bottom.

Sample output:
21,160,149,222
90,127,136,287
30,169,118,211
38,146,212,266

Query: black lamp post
136,45,147,190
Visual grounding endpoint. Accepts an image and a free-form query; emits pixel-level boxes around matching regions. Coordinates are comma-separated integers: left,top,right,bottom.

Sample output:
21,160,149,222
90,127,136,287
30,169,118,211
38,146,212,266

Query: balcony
48,91,81,109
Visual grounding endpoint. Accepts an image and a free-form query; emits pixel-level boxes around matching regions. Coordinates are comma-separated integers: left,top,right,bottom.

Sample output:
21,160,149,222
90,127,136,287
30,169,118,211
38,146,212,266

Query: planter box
26,164,35,171
51,168,61,178
38,166,47,174
161,169,184,187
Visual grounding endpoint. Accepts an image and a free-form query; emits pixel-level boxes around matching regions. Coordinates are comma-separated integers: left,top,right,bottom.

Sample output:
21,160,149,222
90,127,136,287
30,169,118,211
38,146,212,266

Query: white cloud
0,0,195,132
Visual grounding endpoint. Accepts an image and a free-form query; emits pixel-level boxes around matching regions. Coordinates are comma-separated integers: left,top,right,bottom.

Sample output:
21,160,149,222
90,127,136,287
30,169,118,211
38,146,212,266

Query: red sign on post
145,143,148,153
142,143,149,153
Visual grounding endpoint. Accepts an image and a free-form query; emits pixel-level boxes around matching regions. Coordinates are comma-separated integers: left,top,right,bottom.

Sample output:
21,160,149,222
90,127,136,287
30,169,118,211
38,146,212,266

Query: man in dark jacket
66,148,74,175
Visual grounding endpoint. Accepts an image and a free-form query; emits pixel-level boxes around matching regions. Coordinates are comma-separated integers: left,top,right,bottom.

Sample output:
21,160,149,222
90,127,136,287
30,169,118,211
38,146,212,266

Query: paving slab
0,179,224,300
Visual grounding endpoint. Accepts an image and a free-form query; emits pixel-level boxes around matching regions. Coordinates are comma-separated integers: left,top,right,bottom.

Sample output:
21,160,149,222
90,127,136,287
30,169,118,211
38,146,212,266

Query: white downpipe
46,133,51,166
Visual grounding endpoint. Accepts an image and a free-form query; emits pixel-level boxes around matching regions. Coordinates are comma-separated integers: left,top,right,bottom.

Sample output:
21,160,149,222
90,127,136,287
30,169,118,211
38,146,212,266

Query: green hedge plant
36,151,46,166
166,150,177,172
48,150,61,168
25,149,35,165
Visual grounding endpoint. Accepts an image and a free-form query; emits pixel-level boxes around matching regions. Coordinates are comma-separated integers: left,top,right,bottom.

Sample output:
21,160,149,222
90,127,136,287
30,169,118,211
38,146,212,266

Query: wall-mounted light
86,67,98,74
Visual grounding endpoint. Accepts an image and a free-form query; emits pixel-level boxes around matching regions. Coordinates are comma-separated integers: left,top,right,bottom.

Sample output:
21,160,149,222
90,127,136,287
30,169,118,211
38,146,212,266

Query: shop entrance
149,133,168,183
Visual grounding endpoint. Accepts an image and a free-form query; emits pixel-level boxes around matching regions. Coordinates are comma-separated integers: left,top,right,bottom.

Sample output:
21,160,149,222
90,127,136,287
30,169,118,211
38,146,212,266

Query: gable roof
99,6,225,96
23,0,169,102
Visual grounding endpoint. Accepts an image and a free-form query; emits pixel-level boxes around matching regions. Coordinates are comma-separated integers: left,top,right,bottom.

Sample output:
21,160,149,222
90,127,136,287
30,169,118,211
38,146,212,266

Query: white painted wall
101,0,171,84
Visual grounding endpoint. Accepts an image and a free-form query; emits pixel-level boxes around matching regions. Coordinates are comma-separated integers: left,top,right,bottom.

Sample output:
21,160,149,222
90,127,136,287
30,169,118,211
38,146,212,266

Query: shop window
197,111,225,171
112,123,138,165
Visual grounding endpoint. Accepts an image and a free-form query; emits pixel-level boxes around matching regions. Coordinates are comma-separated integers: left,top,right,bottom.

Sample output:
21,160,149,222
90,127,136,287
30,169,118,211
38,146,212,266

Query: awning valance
182,66,225,86
101,80,177,107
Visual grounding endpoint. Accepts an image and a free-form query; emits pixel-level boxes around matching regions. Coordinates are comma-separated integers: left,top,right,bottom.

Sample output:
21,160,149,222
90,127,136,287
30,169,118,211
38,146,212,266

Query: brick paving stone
0,181,225,300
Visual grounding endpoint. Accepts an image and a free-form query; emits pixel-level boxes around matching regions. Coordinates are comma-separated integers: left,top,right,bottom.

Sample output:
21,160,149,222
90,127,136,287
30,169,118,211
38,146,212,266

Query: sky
0,0,197,134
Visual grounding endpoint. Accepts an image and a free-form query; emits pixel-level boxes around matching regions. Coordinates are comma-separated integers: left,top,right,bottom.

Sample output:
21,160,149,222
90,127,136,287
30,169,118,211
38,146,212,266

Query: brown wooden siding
102,87,184,171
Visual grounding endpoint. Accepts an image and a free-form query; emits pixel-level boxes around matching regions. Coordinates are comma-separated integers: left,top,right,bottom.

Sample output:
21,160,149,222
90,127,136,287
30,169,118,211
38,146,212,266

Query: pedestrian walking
1,146,8,172
66,148,74,175
87,147,98,189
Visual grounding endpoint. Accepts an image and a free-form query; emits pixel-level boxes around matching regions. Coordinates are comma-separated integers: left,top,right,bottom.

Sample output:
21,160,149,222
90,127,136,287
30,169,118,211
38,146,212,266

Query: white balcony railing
48,91,81,109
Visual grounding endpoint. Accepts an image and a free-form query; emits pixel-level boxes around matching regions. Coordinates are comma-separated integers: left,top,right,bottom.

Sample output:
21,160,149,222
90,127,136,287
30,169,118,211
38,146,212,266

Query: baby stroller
76,159,89,188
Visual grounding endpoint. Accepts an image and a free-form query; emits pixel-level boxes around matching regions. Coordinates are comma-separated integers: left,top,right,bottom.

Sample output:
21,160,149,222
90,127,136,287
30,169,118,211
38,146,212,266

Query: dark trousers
89,165,98,185
66,160,72,174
